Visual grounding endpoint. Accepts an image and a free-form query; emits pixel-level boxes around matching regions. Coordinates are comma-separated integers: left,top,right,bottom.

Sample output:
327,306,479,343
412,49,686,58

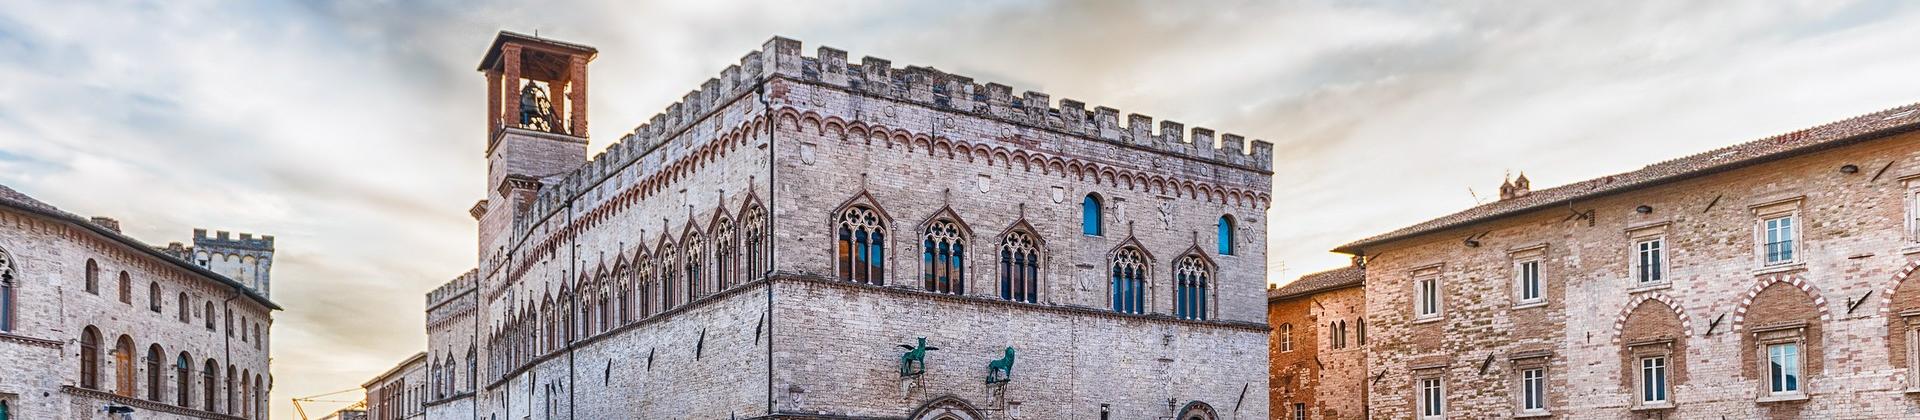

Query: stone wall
1360,129,1920,419
0,206,274,420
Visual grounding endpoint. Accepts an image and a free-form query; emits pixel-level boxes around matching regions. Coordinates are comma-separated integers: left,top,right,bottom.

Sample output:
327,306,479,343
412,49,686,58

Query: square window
1418,377,1446,419
1762,215,1796,265
1635,238,1665,284
1515,260,1543,304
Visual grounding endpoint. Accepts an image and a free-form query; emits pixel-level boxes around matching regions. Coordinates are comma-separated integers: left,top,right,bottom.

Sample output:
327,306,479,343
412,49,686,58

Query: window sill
1752,262,1805,276
1628,282,1671,294
1904,387,1920,394
1513,411,1553,419
1757,393,1808,403
1412,316,1443,325
1512,301,1547,310
1630,403,1673,412
1902,244,1920,256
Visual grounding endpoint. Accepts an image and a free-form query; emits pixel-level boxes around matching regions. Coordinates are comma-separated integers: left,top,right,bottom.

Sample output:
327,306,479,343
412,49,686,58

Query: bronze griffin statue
898,337,939,377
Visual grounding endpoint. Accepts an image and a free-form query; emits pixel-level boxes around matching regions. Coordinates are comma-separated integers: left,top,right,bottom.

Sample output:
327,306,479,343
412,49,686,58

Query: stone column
569,54,588,137
486,69,502,138
501,44,522,130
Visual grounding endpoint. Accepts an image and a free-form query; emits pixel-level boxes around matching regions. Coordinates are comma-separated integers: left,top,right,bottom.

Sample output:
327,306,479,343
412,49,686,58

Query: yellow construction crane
291,387,362,420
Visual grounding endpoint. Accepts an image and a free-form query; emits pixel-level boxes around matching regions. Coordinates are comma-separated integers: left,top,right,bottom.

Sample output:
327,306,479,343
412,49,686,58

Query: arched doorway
1175,401,1218,420
908,395,985,420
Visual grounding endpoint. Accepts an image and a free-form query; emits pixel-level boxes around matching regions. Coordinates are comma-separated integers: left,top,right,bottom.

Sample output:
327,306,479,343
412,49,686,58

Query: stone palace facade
1334,103,1920,419
396,31,1276,420
0,184,279,420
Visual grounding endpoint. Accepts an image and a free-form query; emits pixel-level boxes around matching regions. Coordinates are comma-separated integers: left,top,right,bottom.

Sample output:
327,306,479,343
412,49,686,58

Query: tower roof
477,30,598,72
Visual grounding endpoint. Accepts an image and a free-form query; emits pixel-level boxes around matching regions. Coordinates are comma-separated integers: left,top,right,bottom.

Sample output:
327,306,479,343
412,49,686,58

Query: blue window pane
1082,196,1102,236
1218,216,1234,255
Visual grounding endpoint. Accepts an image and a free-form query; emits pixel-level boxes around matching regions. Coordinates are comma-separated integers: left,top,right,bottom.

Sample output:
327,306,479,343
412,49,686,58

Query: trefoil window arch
1174,254,1212,320
1111,247,1147,314
922,219,966,295
836,205,887,285
998,229,1040,303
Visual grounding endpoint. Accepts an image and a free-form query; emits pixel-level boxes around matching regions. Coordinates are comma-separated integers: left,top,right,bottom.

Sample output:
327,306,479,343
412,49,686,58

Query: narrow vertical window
1419,377,1445,419
1357,319,1367,345
713,218,737,291
178,293,191,323
1082,194,1103,236
1521,368,1546,412
659,243,678,310
118,271,132,304
1110,247,1147,314
1415,274,1441,318
176,353,191,406
1278,323,1293,352
85,259,99,294
1292,403,1305,420
1763,215,1796,265
742,205,768,281
998,230,1041,303
836,206,887,285
1768,343,1800,394
921,220,967,295
0,249,14,332
112,335,135,396
1516,260,1542,303
147,344,163,401
149,282,162,312
205,302,216,330
684,232,706,302
1174,254,1212,320
1640,356,1668,403
80,326,102,389
1909,188,1920,243
1636,238,1664,284
636,251,654,318
1218,215,1235,255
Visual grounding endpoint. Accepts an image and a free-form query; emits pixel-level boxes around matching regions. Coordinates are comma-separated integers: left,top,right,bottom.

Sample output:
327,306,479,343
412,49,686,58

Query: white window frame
1633,237,1666,285
1278,323,1293,353
1766,342,1801,396
1520,367,1547,414
1760,215,1798,266
1417,376,1446,420
1639,355,1668,405
1414,271,1442,321
1905,176,1920,245
1292,402,1306,420
1514,259,1544,305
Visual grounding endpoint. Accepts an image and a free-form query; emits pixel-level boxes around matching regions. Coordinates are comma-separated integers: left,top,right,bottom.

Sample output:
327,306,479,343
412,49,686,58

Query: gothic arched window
225,365,236,414
999,230,1040,303
837,206,886,285
147,344,164,401
1111,247,1147,314
635,250,655,318
80,326,102,389
85,258,99,294
466,347,478,391
0,247,14,332
684,231,707,301
176,352,191,406
742,205,769,281
1217,215,1236,256
177,293,190,323
1082,194,1104,236
615,261,632,324
658,241,679,310
921,220,966,295
1174,254,1213,320
204,302,216,330
713,218,737,291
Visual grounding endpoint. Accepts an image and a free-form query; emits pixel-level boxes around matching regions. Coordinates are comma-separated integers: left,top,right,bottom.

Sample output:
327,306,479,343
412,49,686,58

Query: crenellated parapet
428,269,480,309
502,36,1276,257
758,37,1276,173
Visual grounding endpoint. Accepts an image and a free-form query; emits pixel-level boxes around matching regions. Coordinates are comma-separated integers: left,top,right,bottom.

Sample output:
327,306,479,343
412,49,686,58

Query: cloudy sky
5,0,1920,417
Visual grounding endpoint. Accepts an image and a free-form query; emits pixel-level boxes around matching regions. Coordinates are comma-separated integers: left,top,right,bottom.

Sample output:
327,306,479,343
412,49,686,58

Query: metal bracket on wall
1705,313,1726,336
1704,194,1723,214
1872,161,1896,182
1478,354,1496,374
1848,291,1874,315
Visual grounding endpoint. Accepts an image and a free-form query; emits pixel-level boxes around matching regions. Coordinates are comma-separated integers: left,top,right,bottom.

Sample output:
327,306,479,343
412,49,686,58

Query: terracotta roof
477,30,599,71
1334,102,1920,254
0,183,281,310
1269,266,1364,300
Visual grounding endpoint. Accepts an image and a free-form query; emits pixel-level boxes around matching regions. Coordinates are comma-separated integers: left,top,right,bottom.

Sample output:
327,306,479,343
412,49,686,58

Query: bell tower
473,31,597,259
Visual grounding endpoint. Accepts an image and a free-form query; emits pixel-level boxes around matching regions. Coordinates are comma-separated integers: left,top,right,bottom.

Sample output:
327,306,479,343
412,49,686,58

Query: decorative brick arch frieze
1611,292,1695,345
1732,274,1831,333
907,395,986,420
782,106,1272,209
1877,260,1920,315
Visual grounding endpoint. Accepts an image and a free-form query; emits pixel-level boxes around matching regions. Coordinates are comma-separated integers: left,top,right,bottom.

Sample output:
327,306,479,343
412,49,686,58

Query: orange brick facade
1268,267,1366,419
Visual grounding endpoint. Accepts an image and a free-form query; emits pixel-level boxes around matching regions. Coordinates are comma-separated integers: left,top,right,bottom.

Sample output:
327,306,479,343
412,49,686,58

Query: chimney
90,217,121,233
1498,172,1533,201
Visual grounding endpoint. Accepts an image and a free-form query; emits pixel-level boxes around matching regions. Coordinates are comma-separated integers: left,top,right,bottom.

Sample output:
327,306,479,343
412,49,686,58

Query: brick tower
472,31,596,263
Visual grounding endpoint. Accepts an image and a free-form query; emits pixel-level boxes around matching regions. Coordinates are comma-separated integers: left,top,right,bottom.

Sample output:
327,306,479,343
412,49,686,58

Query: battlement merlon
752,36,1276,172
192,228,275,251
426,268,481,309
